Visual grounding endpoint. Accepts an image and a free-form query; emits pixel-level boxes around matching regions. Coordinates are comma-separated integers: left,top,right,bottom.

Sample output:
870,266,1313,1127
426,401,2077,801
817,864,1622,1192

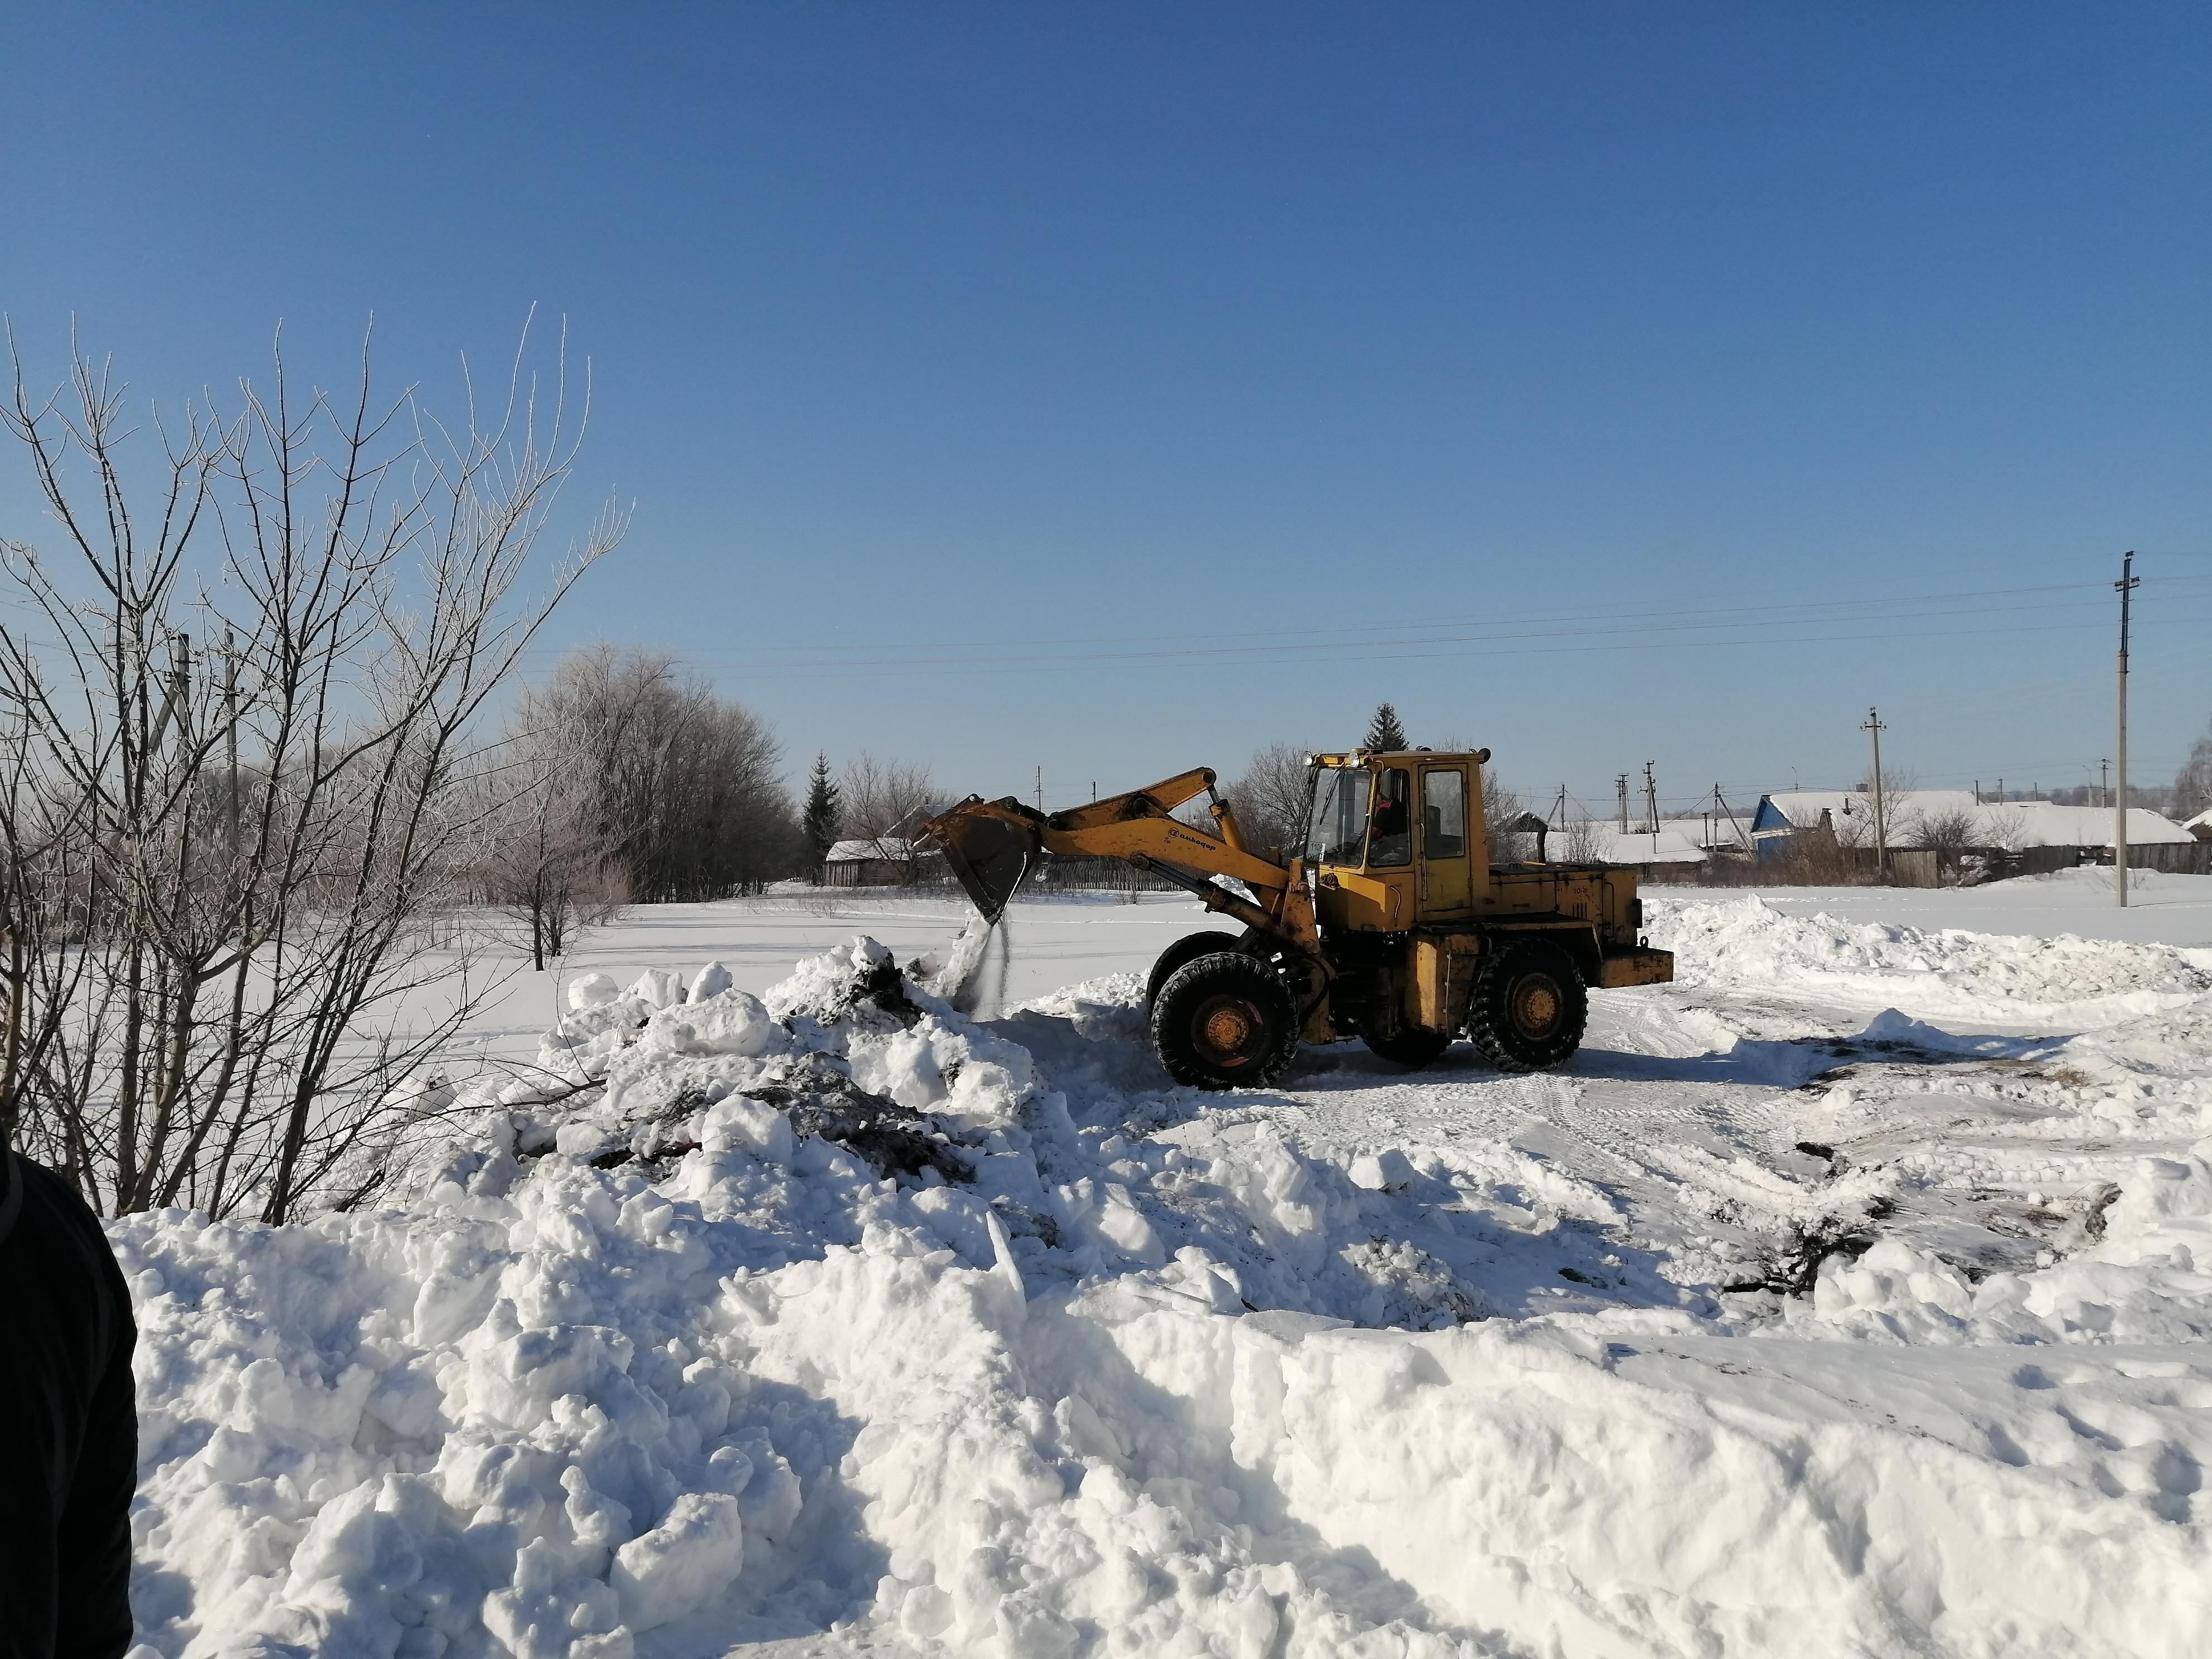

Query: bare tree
0,319,621,1221
515,646,799,903
1482,773,1531,863
840,754,937,876
1828,794,1880,849
1225,741,1311,858
2173,717,2212,823
478,705,629,971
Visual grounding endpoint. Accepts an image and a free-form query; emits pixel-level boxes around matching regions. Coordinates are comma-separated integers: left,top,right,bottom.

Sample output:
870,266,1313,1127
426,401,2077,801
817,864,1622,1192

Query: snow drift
1648,892,2211,1023
113,927,2212,1658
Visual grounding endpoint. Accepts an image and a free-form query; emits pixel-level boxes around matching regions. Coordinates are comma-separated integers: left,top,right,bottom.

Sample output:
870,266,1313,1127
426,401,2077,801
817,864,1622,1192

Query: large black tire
1146,931,1245,1007
1151,952,1299,1090
1466,940,1588,1073
1363,1027,1453,1069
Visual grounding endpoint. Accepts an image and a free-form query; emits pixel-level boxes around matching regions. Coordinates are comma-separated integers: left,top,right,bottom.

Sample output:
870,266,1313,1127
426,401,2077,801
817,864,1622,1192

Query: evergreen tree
802,752,841,877
1362,703,1408,752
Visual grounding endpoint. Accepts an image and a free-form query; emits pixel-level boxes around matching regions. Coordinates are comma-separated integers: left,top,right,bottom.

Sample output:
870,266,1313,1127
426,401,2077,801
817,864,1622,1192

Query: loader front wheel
1146,931,1244,1007
1467,941,1587,1073
1152,952,1298,1090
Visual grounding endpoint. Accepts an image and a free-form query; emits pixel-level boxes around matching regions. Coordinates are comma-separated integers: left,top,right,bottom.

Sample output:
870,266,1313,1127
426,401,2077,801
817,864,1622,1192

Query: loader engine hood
923,797,1044,924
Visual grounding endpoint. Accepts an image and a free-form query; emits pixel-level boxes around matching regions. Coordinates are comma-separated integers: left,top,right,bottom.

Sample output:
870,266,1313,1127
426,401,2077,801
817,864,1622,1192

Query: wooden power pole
1862,707,1888,882
2116,550,2139,906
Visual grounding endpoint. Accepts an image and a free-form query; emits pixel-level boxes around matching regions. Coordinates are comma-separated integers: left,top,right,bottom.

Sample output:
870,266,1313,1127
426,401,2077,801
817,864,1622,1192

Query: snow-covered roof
2187,807,2212,836
1757,792,2194,849
825,837,920,861
1548,822,1709,865
2002,803,2197,847
1757,790,1981,833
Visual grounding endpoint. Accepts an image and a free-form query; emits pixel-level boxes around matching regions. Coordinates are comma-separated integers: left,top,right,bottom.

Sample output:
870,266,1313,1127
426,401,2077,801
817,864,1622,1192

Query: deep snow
111,882,2212,1658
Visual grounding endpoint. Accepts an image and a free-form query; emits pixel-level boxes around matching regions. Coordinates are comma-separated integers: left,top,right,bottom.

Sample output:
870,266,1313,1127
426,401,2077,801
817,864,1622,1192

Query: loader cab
1303,750,1492,933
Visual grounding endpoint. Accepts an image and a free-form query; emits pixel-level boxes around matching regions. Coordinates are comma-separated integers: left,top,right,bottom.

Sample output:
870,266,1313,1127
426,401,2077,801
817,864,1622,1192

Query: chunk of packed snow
627,967,686,1009
567,971,621,1011
612,1491,744,1630
639,988,782,1058
687,960,735,1003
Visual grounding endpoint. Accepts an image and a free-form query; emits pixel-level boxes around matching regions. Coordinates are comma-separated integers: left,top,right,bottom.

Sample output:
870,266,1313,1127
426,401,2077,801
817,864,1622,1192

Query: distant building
1750,789,2199,872
822,837,940,887
1545,821,1710,876
2188,808,2212,843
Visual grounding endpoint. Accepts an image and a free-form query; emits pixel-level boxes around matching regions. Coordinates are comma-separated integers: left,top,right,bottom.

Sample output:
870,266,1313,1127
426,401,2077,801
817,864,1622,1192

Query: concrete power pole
2116,550,2140,906
1616,774,1630,833
1642,761,1660,848
1862,708,1889,883
2099,759,2110,809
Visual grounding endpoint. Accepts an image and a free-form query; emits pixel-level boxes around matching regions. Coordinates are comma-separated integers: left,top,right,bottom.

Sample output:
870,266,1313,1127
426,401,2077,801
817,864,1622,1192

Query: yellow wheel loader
921,750,1673,1089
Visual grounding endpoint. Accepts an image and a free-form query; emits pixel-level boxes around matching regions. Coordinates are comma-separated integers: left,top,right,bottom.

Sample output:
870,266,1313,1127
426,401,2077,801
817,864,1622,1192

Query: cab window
1306,767,1372,865
1422,768,1467,859
1369,768,1413,866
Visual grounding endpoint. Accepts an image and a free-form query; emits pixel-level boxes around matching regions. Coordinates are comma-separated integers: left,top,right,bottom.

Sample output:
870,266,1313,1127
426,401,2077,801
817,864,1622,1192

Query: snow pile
1648,894,2211,1021
111,935,2212,1658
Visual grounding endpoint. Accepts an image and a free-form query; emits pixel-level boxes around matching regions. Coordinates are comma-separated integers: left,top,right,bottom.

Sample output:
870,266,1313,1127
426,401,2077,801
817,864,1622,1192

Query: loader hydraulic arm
921,768,1323,955
1039,768,1287,890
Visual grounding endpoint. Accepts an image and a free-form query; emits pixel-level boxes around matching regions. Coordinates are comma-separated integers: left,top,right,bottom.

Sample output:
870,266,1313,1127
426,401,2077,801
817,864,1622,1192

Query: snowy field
113,874,2212,1658
1657,865,2212,951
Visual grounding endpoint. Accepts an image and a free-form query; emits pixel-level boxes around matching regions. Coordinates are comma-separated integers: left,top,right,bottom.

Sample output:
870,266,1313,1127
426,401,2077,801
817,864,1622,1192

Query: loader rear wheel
1146,931,1244,1008
1467,941,1587,1073
1152,952,1298,1090
1363,1027,1453,1069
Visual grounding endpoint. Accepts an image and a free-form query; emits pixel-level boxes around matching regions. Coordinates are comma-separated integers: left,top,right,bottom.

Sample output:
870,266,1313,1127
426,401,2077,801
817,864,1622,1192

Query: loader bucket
930,807,1039,925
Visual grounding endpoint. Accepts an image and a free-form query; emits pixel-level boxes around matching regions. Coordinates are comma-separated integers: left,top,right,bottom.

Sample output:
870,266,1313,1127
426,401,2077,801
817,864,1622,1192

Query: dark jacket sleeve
52,1231,139,1659
0,1153,138,1659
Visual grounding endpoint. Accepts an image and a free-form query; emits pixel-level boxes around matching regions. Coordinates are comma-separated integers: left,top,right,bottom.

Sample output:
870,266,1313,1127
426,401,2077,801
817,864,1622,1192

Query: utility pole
1996,777,2004,804
1551,784,1567,827
2116,550,2140,906
1616,774,1630,833
1036,765,1044,811
1862,707,1888,882
1973,779,1981,806
1713,784,1747,849
2099,758,2110,810
1642,761,1660,846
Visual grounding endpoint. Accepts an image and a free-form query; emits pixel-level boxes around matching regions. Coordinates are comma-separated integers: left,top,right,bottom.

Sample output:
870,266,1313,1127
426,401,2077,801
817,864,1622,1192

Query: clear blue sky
5,3,2209,817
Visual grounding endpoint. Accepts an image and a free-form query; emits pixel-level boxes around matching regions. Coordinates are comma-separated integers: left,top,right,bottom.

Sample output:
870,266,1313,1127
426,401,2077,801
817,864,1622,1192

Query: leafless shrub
1910,806,1981,881
1977,804,2027,853
1556,816,1607,863
0,318,621,1220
